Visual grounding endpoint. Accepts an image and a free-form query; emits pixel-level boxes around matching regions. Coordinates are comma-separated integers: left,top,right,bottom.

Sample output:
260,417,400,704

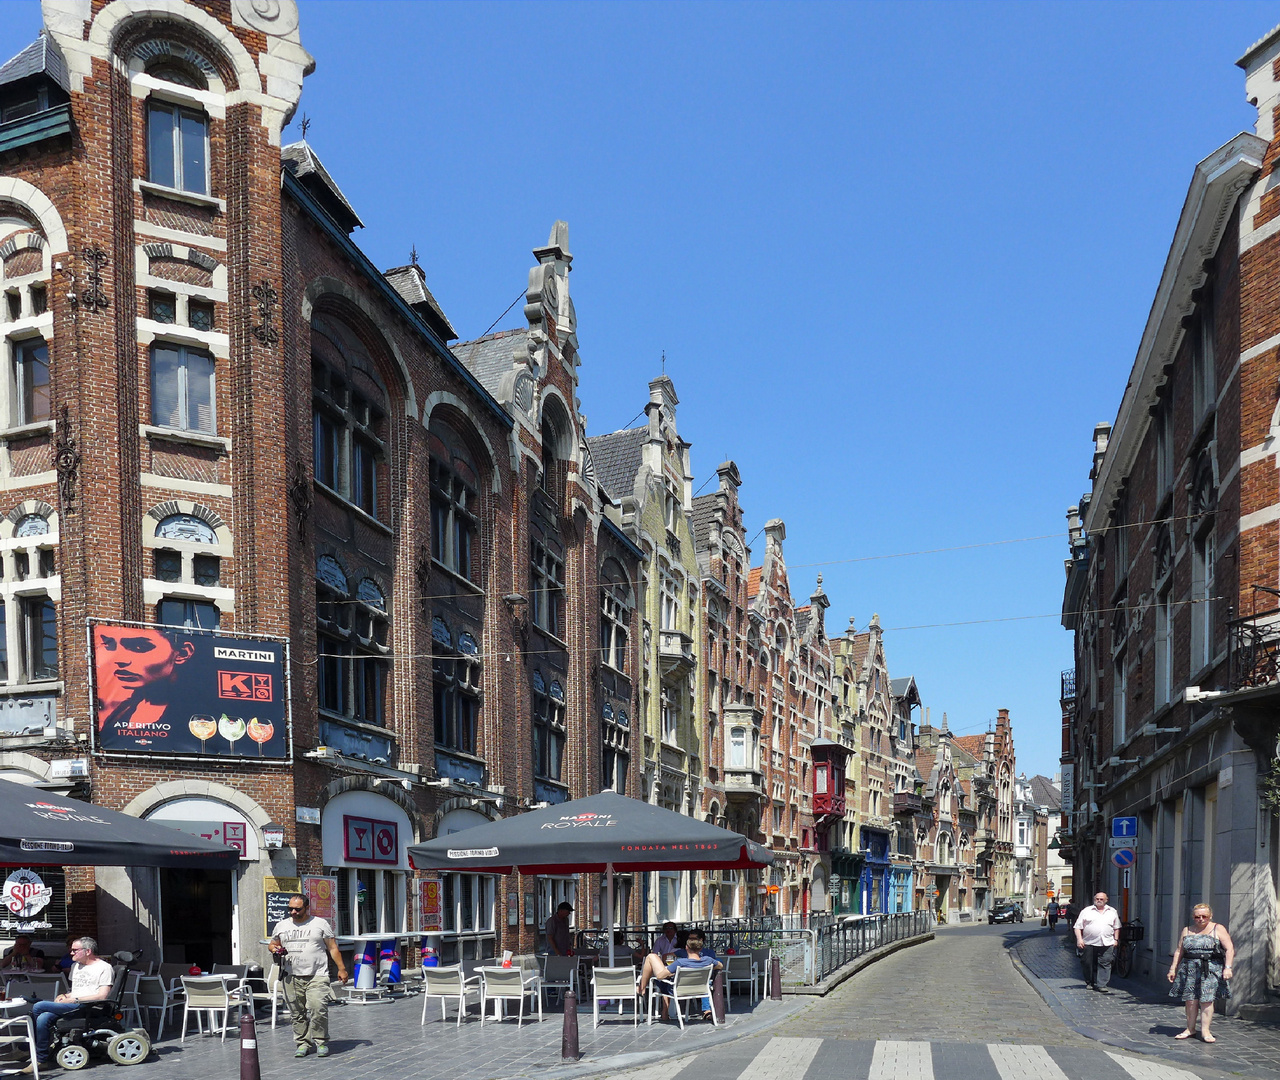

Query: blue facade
889,866,913,912
859,827,891,913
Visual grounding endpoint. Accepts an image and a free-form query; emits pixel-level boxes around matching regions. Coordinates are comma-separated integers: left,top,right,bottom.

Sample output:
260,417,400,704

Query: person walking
1074,891,1122,993
1047,900,1060,932
31,937,113,1066
1167,903,1235,1042
269,894,348,1058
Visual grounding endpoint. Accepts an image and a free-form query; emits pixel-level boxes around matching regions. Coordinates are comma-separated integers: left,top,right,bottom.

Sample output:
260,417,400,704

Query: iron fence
1228,604,1280,690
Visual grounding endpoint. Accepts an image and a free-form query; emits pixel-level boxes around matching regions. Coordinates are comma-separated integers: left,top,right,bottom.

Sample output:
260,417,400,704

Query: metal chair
246,965,289,1029
590,966,641,1027
0,1015,38,1079
478,966,541,1027
725,955,757,1009
178,975,249,1041
419,965,480,1027
648,965,717,1030
749,948,771,998
132,975,177,1040
539,955,577,1008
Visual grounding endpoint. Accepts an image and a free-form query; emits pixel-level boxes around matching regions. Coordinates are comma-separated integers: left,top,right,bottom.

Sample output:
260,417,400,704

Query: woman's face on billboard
95,627,193,687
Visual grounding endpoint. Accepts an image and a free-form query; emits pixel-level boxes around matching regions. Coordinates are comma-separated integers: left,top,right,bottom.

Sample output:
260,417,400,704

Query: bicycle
1115,919,1143,978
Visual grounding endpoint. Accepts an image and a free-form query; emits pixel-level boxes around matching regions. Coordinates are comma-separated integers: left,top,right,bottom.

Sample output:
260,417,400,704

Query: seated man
31,937,114,1066
0,935,46,974
652,922,679,958
637,930,722,1020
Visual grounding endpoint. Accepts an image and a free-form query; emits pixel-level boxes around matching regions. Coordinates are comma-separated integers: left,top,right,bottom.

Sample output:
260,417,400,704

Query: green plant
1259,761,1280,813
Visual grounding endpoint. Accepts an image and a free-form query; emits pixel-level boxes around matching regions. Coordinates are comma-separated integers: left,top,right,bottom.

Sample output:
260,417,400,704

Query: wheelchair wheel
107,1032,151,1065
56,1044,91,1070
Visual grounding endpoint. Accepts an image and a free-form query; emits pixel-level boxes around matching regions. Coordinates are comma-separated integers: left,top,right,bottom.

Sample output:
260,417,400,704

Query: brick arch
0,178,67,255
316,775,427,842
302,277,416,418
423,392,504,495
91,4,258,94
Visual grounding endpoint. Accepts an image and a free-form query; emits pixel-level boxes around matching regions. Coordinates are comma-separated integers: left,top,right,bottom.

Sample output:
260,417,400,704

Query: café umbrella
407,790,773,964
0,778,241,868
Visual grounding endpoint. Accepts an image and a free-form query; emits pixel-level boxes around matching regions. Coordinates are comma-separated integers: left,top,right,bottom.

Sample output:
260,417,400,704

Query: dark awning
408,790,772,874
0,778,240,868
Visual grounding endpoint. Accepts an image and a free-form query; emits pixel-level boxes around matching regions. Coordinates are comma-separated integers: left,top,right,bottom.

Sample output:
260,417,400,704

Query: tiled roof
915,751,937,791
691,493,718,550
0,33,69,94
281,141,363,233
850,632,870,670
586,425,648,502
1029,774,1062,811
747,567,762,600
953,734,986,758
383,264,456,341
452,329,525,398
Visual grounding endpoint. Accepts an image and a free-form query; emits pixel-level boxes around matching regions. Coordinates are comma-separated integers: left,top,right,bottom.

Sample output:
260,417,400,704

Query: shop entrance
160,868,234,970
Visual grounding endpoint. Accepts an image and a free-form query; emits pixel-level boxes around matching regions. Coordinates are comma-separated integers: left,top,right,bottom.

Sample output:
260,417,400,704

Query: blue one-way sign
1112,816,1137,839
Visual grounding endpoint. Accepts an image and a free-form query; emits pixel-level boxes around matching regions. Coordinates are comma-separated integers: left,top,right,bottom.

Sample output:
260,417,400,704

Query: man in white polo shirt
31,936,114,1065
1074,891,1123,993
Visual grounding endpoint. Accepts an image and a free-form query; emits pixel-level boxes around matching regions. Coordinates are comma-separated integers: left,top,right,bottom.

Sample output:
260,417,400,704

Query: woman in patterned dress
1167,903,1235,1042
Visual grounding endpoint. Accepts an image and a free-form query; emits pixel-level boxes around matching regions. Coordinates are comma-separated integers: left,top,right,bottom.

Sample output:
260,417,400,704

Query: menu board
264,875,301,937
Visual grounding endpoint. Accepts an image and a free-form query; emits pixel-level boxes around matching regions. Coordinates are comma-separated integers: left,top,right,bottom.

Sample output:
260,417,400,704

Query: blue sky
6,1,1278,779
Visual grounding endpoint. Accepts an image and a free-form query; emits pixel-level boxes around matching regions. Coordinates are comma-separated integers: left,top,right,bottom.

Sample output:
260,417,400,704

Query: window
433,649,479,755
19,596,56,681
659,571,679,631
154,550,182,582
1193,298,1216,421
152,343,214,432
149,291,176,324
352,436,378,516
316,557,389,728
530,541,564,637
188,299,215,332
192,554,220,587
147,100,208,195
330,867,408,940
532,670,565,781
313,410,338,488
1192,529,1216,672
1113,651,1127,748
601,707,629,795
312,360,386,519
728,726,747,768
660,684,678,744
599,561,631,673
440,872,495,957
1155,583,1172,708
156,597,219,630
13,339,49,426
1155,401,1174,495
429,451,476,581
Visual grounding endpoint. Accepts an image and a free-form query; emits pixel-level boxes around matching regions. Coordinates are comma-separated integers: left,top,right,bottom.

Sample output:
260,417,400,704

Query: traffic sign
1109,836,1137,849
1112,816,1137,839
1112,848,1136,868
1047,889,1056,898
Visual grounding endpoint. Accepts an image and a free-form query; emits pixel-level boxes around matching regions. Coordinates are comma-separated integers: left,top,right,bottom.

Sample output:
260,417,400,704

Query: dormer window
147,99,208,195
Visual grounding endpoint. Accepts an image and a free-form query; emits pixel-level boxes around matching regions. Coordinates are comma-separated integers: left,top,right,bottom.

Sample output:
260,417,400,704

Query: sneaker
315,1045,330,1058
1096,988,1112,995
295,1046,310,1058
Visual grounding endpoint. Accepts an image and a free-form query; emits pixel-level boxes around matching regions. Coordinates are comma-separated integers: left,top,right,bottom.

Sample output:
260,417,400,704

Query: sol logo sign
2,868,52,919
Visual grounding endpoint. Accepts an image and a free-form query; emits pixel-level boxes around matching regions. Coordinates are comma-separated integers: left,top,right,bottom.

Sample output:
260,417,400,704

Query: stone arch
432,796,500,835
423,391,503,495
0,751,53,781
143,499,232,554
120,778,271,841
0,177,67,255
303,276,416,418
315,774,427,842
1,500,58,541
538,386,575,462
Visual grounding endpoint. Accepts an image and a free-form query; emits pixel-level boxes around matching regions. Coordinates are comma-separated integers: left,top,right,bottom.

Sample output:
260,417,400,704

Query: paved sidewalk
1010,925,1280,1080
93,989,805,1080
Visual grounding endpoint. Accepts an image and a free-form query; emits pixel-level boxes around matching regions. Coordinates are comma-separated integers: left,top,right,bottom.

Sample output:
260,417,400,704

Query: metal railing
1061,668,1076,701
1228,602,1280,690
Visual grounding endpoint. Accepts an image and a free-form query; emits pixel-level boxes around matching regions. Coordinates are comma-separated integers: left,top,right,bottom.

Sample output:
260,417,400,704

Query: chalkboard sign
265,892,295,936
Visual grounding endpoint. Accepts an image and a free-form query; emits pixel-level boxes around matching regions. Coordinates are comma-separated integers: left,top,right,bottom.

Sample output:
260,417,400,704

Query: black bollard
711,971,725,1024
561,989,580,1061
769,955,782,1001
239,1011,261,1080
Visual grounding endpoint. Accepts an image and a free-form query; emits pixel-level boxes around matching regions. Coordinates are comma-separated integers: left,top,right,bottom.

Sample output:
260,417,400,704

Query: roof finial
661,350,666,374
299,113,311,139
410,244,419,268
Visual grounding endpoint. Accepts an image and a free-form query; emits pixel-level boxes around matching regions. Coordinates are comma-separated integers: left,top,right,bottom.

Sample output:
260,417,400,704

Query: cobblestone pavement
1011,923,1280,1080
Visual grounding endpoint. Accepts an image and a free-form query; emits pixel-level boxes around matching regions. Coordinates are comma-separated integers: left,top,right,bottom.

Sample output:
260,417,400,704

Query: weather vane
299,113,311,139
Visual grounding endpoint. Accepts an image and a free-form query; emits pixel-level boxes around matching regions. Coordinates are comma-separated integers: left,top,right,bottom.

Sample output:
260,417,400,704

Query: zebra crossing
610,1037,1214,1080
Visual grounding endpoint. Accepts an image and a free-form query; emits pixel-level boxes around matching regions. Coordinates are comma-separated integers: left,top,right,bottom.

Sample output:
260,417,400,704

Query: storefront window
438,873,495,963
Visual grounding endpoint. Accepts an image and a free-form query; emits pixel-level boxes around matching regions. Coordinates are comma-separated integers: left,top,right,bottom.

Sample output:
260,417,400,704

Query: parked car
989,902,1024,924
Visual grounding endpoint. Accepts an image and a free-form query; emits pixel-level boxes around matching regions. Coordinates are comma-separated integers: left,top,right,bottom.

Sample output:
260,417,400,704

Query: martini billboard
92,621,289,759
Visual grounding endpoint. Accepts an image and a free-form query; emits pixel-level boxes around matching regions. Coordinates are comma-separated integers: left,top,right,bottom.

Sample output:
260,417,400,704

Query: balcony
893,791,923,816
724,766,765,801
812,789,845,818
1229,601,1280,690
1061,668,1076,701
658,629,696,678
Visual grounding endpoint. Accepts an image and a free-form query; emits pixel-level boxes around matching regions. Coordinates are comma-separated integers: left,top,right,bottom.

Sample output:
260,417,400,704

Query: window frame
151,341,215,434
18,595,57,682
532,672,566,782
530,541,564,638
146,97,209,196
13,337,49,427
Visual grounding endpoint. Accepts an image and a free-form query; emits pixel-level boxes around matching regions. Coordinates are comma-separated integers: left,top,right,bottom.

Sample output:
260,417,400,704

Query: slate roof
1029,774,1062,811
451,329,524,398
0,33,70,95
281,141,363,233
795,605,811,637
690,493,718,549
383,264,456,341
889,677,912,697
587,426,648,502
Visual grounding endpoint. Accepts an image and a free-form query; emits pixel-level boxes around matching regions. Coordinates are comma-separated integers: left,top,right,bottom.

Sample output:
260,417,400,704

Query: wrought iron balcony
1061,668,1076,702
1228,603,1280,691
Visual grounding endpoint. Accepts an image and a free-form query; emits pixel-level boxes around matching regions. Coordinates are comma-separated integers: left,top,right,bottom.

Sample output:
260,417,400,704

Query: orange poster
304,875,338,924
420,878,441,932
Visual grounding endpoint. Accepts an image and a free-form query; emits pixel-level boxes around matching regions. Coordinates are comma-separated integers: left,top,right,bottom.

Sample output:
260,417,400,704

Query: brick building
0,0,643,967
1060,24,1280,1010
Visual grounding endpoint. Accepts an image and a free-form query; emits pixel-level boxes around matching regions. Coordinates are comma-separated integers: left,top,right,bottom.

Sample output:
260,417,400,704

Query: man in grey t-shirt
270,895,348,1057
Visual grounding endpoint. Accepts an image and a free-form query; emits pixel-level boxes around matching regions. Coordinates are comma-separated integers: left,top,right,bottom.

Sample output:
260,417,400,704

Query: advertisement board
420,878,441,932
91,621,289,759
304,875,338,924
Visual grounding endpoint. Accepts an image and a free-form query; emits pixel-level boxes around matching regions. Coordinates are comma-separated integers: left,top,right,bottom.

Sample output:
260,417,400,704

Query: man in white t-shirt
269,894,348,1058
1074,891,1123,992
31,936,115,1064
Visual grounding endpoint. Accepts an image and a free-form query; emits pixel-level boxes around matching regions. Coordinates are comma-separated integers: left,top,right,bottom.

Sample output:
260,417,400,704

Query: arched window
599,559,631,673
532,670,565,783
433,616,479,756
316,557,389,727
428,417,479,582
142,49,211,195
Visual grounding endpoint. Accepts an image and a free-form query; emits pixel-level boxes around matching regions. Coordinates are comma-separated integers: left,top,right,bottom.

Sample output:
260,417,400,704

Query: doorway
159,868,234,970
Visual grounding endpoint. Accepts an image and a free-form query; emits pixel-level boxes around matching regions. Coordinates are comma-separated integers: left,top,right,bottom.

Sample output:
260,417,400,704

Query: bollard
711,971,725,1024
560,989,580,1061
239,1011,261,1080
769,955,782,1001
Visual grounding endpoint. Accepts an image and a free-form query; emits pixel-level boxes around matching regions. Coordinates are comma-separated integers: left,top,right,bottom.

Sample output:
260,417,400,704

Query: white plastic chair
479,966,541,1027
749,949,770,998
648,964,717,1030
590,966,641,1027
539,955,577,1008
0,1015,38,1079
725,955,756,1009
179,975,249,1041
419,965,480,1026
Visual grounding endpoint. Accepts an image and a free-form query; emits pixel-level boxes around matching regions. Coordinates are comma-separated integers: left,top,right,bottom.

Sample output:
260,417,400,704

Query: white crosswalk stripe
737,1037,823,1080
987,1043,1069,1080
612,1056,701,1080
1107,1050,1206,1080
869,1040,933,1080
